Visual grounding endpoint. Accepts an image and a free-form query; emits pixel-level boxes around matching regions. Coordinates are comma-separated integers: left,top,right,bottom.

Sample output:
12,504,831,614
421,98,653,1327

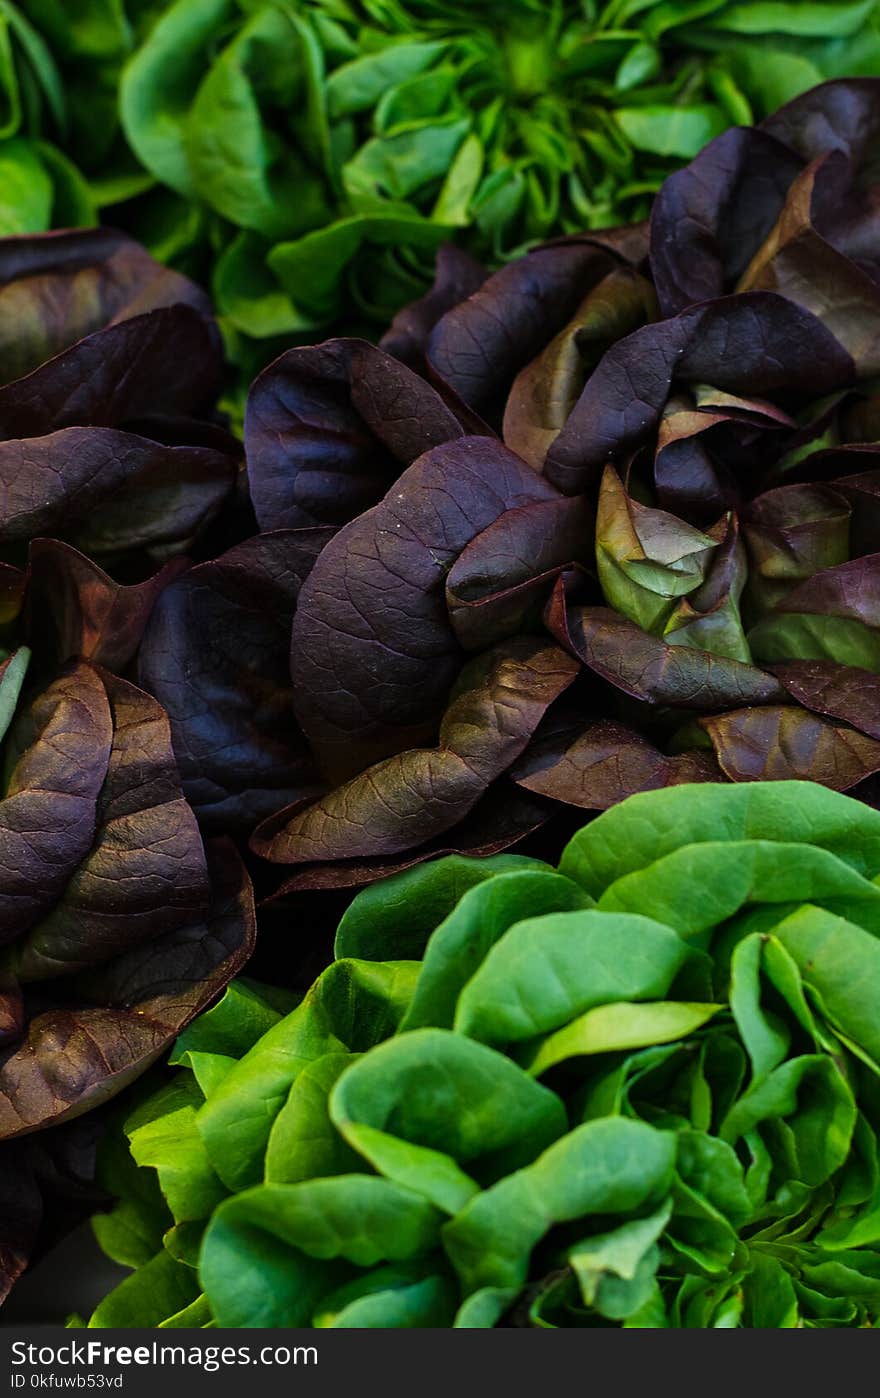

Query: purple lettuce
136,79,880,891
0,228,238,565
0,555,256,1300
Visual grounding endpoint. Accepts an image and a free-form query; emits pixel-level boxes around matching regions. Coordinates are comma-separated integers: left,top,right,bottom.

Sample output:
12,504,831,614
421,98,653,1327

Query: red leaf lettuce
136,79,880,892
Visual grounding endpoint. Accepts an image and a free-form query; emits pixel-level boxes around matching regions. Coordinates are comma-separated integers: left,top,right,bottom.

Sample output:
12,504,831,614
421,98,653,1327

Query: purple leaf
736,154,880,378
0,841,254,1139
544,294,854,495
0,307,224,436
291,437,559,781
742,481,852,613
0,665,112,944
380,244,488,372
761,78,880,172
7,673,210,981
446,496,594,651
548,590,782,711
428,242,619,423
139,531,331,831
513,714,721,808
700,704,880,788
0,427,235,555
770,659,880,740
24,541,187,674
266,787,549,896
650,126,802,315
245,338,469,530
503,266,658,471
0,228,213,386
253,638,577,864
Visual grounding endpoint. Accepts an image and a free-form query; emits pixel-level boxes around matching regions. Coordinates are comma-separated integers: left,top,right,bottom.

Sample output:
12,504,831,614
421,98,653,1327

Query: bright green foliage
85,782,878,1325
86,783,880,1327
1,0,878,400
0,3,170,232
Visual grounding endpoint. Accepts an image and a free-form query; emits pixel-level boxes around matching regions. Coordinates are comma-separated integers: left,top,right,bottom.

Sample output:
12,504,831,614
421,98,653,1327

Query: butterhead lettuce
0,227,252,1303
84,781,880,1328
2,2,879,400
131,78,880,893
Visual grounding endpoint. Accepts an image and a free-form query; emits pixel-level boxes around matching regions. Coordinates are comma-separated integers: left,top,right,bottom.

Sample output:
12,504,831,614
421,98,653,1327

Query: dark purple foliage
0,230,254,1299
134,80,880,902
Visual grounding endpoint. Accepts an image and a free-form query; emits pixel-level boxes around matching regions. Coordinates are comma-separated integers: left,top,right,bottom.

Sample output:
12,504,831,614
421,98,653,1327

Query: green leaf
666,1172,740,1275
772,905,880,1067
200,1177,441,1327
88,1250,199,1329
747,1251,800,1327
453,1287,519,1328
267,212,449,322
705,63,753,126
3,2,66,131
613,104,728,158
265,1052,361,1184
335,854,548,962
0,138,52,232
749,612,880,674
32,141,96,227
119,0,234,196
453,908,691,1044
442,1117,676,1292
401,870,591,1032
314,1262,457,1328
432,132,484,226
729,934,792,1082
213,231,318,339
92,1129,171,1269
0,19,25,140
560,781,880,896
331,1028,566,1209
597,842,880,942
568,1200,672,1320
676,1130,753,1229
640,1,728,38
162,1221,203,1269
595,465,718,633
197,960,418,1190
21,0,131,60
170,978,295,1064
801,1250,880,1303
721,1055,857,1187
184,7,331,240
615,40,661,92
818,1190,880,1251
129,1105,227,1224
158,1293,213,1328
0,647,28,746
376,68,461,133
518,1001,723,1077
342,116,471,206
325,41,447,119
711,2,877,38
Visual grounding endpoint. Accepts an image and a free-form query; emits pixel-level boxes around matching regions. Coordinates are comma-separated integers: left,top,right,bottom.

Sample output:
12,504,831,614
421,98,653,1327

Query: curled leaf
254,639,576,865
700,706,880,788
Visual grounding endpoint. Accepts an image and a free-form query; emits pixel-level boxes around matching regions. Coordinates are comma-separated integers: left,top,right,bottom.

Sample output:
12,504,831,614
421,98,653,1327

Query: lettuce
115,0,880,357
85,780,880,1328
1,2,879,400
0,228,252,1303
132,78,880,891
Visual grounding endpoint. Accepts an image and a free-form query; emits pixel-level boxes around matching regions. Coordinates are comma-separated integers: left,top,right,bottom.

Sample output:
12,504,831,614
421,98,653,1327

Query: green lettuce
84,781,880,1328
0,2,168,234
